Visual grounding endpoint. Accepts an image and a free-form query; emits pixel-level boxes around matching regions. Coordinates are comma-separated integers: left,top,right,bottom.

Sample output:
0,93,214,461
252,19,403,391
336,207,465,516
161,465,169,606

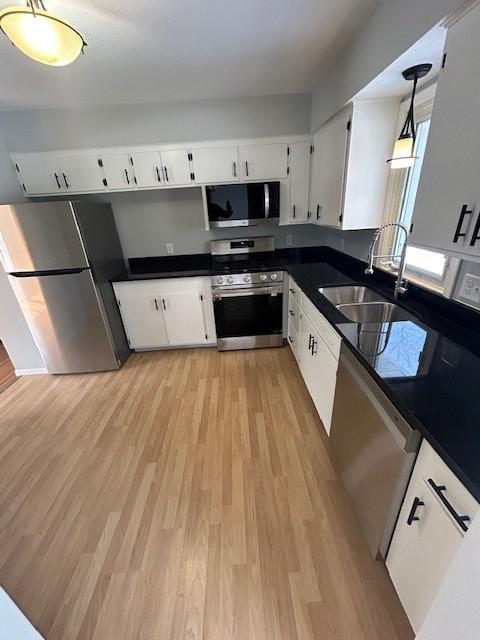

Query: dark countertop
112,246,480,502
286,257,480,505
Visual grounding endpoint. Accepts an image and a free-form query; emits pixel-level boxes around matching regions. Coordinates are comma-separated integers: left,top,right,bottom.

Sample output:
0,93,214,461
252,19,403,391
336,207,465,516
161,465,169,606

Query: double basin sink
318,285,416,324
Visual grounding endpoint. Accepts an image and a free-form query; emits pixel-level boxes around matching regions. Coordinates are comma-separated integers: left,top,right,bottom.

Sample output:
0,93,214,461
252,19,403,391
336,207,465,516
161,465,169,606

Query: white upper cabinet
191,146,239,184
239,143,289,180
309,100,398,230
13,154,64,195
100,152,135,190
288,142,311,223
160,149,192,186
130,151,163,188
310,108,351,227
411,5,480,257
56,154,105,193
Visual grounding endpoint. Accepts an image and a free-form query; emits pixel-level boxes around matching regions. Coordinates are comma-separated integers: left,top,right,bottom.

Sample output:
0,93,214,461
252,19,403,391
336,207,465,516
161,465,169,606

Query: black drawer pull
453,204,473,243
427,478,470,532
407,496,424,525
470,211,480,246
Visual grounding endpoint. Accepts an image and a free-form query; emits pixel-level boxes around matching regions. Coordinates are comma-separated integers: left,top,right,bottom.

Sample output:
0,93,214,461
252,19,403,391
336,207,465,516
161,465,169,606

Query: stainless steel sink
318,285,388,306
318,285,417,324
335,302,416,323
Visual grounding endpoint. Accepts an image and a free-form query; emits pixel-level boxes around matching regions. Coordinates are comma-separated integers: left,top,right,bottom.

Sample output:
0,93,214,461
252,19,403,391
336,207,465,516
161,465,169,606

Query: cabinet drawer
288,276,302,306
287,320,300,362
302,294,341,360
417,440,478,528
287,296,301,333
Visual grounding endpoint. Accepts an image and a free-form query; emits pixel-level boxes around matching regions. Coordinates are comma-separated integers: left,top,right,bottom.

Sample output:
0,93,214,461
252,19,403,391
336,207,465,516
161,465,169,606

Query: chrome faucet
365,222,409,298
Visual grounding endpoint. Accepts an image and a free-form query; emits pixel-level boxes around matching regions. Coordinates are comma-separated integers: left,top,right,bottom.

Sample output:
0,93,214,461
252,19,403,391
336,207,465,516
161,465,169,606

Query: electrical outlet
459,273,480,307
166,243,174,255
286,234,293,247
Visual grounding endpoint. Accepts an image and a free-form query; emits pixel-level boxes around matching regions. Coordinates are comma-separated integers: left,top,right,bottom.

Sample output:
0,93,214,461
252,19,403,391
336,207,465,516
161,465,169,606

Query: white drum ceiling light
0,0,86,66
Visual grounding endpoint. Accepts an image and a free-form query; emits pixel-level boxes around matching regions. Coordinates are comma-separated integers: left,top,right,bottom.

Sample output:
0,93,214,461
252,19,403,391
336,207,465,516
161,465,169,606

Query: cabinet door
130,151,163,188
191,147,239,184
386,477,464,632
14,154,64,195
161,149,192,186
161,290,207,345
411,5,480,256
310,109,350,228
100,153,135,191
309,331,338,434
116,293,168,349
57,154,105,193
239,143,289,180
288,142,310,223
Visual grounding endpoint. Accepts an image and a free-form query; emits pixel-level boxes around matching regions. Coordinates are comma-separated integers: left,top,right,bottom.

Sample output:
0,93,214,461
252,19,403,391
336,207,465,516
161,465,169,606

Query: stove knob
215,276,224,285
270,272,278,281
259,274,268,281
226,276,234,284
243,274,251,283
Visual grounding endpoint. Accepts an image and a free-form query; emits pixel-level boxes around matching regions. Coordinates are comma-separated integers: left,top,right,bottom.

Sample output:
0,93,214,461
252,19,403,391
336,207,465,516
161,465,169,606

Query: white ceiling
0,0,377,110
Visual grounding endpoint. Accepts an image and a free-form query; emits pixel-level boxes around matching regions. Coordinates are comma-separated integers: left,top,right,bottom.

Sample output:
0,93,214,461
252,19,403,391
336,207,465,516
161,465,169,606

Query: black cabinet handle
245,161,249,177
289,287,296,295
156,166,161,182
232,161,237,178
154,298,159,311
453,204,473,243
62,173,69,189
316,204,320,220
124,169,130,184
407,496,424,525
427,478,470,532
292,205,296,219
54,173,61,189
308,334,313,350
162,298,167,311
311,338,317,355
288,336,294,344
289,309,295,317
470,212,480,246
164,166,169,182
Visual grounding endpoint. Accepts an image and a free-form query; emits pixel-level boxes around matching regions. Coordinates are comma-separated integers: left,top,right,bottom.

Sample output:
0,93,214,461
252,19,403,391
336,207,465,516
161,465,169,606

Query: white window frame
378,83,459,296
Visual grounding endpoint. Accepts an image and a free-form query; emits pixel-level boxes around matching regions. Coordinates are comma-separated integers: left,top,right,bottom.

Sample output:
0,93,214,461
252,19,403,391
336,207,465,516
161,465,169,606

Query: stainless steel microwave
206,182,280,228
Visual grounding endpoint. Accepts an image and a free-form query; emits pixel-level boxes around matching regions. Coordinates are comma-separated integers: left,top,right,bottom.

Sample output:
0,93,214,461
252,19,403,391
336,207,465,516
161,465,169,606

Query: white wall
311,0,467,130
108,188,373,259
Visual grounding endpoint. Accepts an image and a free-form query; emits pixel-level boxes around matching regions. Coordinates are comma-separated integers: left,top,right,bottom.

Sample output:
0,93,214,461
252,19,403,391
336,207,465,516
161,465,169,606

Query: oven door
213,285,283,350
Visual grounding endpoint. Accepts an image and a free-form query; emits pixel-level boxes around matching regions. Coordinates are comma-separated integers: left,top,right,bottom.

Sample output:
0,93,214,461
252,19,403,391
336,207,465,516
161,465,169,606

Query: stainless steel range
210,237,284,351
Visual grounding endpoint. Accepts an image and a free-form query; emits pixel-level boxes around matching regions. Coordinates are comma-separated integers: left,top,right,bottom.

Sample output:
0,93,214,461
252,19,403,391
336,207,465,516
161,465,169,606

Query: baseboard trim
15,367,48,376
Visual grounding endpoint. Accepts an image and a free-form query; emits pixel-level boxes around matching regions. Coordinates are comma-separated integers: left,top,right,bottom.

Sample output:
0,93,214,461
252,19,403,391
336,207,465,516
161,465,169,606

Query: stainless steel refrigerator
0,201,130,374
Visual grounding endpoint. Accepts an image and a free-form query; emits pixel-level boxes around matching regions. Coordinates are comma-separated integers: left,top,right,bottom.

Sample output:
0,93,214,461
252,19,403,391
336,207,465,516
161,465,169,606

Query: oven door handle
213,286,282,299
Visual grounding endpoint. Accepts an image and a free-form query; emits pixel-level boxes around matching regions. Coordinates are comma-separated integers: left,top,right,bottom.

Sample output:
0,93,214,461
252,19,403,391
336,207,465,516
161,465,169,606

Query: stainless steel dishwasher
329,345,421,559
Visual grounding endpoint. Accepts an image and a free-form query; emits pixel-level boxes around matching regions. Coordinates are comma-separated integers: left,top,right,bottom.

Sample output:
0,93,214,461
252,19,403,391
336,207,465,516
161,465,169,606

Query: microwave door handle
264,183,270,218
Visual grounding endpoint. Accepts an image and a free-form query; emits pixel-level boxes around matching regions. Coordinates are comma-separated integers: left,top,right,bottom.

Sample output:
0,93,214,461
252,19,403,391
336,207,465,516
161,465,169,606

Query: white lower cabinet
386,440,479,633
113,277,216,350
288,276,341,434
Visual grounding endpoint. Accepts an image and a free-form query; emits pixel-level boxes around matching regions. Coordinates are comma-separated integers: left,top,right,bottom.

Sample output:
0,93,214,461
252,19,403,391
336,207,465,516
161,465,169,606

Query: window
379,84,452,292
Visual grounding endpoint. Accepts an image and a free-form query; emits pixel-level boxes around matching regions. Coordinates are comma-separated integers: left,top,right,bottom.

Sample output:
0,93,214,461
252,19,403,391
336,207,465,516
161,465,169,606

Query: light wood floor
0,347,413,640
0,342,16,394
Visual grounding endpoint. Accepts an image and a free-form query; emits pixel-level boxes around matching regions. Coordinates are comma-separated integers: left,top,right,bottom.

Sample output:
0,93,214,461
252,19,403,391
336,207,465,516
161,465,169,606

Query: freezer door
9,269,119,374
0,202,89,272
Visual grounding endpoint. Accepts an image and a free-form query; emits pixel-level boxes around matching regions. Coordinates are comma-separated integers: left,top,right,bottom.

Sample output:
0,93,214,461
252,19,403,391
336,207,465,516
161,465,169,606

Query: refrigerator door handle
9,267,89,277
